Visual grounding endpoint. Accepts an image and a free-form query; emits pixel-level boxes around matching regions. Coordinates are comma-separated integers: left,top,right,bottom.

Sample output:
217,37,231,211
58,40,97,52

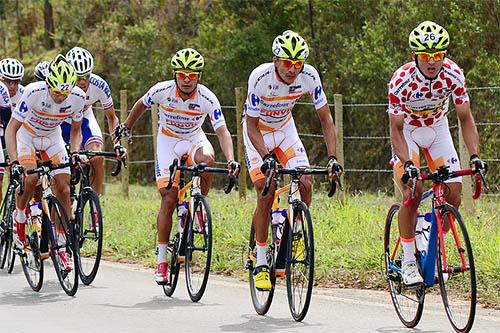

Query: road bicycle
162,157,236,302
246,164,339,321
384,165,486,333
71,149,124,285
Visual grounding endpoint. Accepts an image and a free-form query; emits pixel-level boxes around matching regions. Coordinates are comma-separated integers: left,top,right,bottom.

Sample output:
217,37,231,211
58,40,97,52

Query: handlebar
165,159,237,194
4,162,25,196
403,167,486,207
76,150,124,176
26,161,72,176
262,166,341,198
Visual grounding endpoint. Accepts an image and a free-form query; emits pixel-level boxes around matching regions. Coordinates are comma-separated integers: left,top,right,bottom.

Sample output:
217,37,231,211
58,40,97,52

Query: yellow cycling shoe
292,233,305,261
253,265,272,291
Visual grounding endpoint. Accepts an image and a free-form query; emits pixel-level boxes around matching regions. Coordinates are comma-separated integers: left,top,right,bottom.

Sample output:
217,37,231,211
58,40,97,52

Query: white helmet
66,47,94,76
0,58,24,80
34,61,51,81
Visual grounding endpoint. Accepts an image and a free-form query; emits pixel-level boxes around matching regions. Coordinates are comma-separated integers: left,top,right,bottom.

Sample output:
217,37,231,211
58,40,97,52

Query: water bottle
271,209,286,244
30,202,42,233
416,212,431,253
177,201,188,233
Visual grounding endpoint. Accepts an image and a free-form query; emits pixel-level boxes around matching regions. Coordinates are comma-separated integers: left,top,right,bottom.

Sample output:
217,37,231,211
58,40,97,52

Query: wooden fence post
120,90,129,198
97,106,106,195
235,87,247,199
333,94,345,190
458,120,473,213
151,105,159,156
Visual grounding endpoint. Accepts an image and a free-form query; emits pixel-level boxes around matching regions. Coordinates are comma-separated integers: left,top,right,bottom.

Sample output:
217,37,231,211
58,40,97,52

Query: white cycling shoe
402,261,423,286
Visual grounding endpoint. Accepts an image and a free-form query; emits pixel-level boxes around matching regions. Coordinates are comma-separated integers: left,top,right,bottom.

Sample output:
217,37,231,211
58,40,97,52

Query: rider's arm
456,102,479,156
316,104,337,157
246,115,269,158
5,117,22,161
390,114,410,163
215,125,234,161
124,98,147,129
104,106,120,141
69,119,83,154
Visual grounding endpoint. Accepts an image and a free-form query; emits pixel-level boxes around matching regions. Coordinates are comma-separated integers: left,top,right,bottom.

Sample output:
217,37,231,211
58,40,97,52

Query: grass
100,183,499,307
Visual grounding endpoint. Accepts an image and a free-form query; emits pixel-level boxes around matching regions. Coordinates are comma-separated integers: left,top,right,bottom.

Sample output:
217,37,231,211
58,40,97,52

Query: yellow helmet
46,54,77,92
409,21,449,51
171,48,204,71
272,30,309,60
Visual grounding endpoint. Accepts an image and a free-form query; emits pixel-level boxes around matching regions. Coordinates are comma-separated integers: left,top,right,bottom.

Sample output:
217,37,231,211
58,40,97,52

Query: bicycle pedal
274,269,285,278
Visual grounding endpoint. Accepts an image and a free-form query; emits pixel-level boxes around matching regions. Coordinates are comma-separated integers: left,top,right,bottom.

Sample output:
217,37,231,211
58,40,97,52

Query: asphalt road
0,260,498,332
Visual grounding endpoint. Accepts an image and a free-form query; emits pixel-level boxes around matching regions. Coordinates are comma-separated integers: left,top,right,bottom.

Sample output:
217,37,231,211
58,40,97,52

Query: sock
57,231,66,247
401,237,416,265
256,241,268,267
15,206,27,224
157,243,168,264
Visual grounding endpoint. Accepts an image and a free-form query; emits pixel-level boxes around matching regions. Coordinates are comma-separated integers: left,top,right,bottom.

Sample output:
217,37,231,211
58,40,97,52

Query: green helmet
408,21,449,51
272,30,309,60
170,48,204,71
46,54,77,92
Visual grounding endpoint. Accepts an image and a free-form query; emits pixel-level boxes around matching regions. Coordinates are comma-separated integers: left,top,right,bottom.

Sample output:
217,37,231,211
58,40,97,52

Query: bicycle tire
20,217,44,292
0,192,11,269
47,195,79,296
384,203,424,328
163,232,182,297
185,195,212,302
286,201,314,321
5,191,17,274
248,222,276,315
437,204,476,333
76,190,103,285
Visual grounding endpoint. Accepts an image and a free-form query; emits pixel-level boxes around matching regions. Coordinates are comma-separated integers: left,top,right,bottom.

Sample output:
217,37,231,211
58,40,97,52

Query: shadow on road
97,295,223,311
0,281,77,306
219,313,323,332
376,326,442,333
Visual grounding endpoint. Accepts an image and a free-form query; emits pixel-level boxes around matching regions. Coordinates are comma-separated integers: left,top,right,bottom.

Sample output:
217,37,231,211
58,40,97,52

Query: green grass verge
101,183,499,306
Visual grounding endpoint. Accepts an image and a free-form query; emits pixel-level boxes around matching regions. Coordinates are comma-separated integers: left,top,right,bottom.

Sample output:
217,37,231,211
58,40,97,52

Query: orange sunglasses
415,51,447,62
50,89,71,97
280,58,304,70
175,71,201,80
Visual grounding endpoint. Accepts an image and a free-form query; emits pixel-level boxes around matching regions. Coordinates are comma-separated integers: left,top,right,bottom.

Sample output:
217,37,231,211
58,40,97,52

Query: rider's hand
227,160,240,177
327,155,343,180
10,161,24,180
113,124,131,144
260,154,276,175
401,160,419,184
470,154,488,174
114,144,128,160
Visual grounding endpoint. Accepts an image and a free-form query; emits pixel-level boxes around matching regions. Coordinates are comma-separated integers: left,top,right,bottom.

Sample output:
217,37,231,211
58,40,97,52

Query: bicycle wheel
163,232,182,297
20,217,44,291
5,192,16,274
47,196,79,296
76,190,103,285
248,222,276,315
384,203,424,328
185,195,212,302
286,201,314,321
437,204,476,333
0,193,10,269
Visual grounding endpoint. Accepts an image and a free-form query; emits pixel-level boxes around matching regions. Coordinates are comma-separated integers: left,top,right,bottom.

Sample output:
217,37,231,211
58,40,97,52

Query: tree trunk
43,0,55,50
15,0,23,58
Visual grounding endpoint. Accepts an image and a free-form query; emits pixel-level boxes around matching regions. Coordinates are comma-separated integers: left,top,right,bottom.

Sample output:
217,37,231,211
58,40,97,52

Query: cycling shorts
155,130,213,189
17,126,70,175
392,118,461,183
243,117,309,183
61,111,103,149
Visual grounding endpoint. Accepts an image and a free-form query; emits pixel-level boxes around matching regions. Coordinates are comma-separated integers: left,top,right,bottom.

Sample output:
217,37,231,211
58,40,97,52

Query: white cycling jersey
10,84,24,109
13,81,85,136
142,80,226,138
0,81,10,109
245,62,327,131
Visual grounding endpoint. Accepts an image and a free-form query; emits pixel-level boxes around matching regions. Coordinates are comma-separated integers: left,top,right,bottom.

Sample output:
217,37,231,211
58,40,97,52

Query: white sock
57,231,66,247
401,239,416,265
157,243,168,264
256,243,268,267
15,207,26,224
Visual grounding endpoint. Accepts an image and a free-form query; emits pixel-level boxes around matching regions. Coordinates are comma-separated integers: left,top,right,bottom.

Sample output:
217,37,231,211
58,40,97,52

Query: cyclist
115,48,240,285
243,30,342,290
5,54,85,269
63,47,119,195
0,58,25,201
34,60,50,81
388,21,487,286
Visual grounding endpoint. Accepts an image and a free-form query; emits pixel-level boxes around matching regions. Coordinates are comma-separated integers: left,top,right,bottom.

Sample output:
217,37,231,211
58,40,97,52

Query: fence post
120,90,129,198
97,106,106,195
151,105,158,156
333,94,345,189
235,87,247,199
458,120,473,213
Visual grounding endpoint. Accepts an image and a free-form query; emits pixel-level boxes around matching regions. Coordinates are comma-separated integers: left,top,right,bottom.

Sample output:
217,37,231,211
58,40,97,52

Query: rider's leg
193,145,215,196
441,182,462,232
86,142,105,195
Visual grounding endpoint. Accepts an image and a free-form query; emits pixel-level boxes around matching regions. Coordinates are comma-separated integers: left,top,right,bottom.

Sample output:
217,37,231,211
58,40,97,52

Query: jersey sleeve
450,67,470,106
387,69,405,116
72,96,85,122
142,82,163,108
11,89,28,123
0,83,10,109
97,79,114,110
304,65,328,109
206,92,226,131
245,69,262,118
